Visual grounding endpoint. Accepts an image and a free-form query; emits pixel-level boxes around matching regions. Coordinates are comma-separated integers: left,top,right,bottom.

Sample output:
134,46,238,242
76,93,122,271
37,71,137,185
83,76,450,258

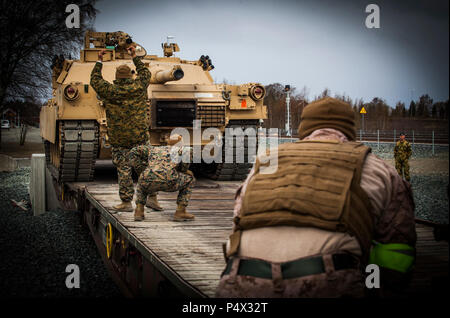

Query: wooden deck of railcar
73,179,448,297
81,180,240,297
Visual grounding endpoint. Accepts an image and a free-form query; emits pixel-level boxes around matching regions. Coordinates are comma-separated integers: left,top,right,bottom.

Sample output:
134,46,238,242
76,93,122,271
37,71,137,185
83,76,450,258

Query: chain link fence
267,129,448,157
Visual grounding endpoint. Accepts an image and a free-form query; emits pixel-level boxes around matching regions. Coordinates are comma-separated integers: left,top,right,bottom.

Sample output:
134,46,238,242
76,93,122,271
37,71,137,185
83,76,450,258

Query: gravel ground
364,142,448,160
410,175,449,224
366,142,449,224
0,168,122,298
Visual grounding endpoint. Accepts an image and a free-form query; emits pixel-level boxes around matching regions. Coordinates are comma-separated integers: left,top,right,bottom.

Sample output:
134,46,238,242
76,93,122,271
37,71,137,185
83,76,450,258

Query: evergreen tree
439,104,445,119
432,104,437,118
394,101,405,117
409,101,416,117
417,94,433,117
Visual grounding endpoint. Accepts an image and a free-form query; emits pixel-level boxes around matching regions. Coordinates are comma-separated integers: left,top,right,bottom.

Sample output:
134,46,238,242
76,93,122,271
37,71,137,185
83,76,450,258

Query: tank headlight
249,85,266,100
64,85,79,101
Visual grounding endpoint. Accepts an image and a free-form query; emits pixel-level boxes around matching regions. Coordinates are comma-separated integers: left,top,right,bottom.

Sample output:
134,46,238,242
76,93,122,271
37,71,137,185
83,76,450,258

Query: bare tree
0,0,97,148
264,83,286,129
313,87,330,101
365,97,390,130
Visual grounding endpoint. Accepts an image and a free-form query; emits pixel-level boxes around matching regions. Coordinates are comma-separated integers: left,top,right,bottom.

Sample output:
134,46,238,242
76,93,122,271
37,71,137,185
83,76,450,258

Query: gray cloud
93,0,449,105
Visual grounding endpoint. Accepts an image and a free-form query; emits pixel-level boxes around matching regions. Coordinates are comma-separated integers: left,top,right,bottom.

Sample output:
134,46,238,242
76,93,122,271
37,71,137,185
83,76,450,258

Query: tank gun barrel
151,65,184,84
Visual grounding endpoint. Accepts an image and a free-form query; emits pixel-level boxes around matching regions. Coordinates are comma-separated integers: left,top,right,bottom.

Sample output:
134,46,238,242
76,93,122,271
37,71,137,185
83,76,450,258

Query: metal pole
377,129,379,149
362,114,364,132
394,129,396,143
360,129,362,142
285,91,291,137
432,130,435,156
412,130,415,147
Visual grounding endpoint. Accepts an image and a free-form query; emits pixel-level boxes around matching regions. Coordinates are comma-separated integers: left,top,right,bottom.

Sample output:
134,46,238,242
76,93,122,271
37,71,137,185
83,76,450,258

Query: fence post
30,154,46,216
412,130,415,147
432,130,435,156
377,130,379,149
394,129,396,143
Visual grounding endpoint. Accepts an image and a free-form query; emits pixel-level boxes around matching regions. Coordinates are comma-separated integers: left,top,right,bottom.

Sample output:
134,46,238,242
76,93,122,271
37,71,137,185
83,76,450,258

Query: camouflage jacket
394,140,412,161
90,57,151,148
129,144,192,179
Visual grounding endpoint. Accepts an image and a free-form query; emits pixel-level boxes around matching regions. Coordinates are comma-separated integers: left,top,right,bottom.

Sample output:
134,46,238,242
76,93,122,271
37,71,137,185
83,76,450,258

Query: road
0,127,44,158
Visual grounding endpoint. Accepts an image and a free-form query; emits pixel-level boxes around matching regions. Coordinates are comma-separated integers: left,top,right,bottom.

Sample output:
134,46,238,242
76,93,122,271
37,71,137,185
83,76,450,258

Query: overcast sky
93,0,449,106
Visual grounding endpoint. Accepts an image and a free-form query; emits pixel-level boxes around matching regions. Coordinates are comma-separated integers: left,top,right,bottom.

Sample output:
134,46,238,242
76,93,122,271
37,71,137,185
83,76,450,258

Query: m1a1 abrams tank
40,31,267,182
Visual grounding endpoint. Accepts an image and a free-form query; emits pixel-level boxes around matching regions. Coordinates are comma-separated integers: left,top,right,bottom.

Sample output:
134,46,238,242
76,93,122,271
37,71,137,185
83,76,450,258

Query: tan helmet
115,64,132,79
298,97,356,140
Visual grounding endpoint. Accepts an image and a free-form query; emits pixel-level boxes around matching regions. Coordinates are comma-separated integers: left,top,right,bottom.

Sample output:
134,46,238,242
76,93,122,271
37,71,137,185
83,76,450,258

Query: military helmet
116,64,132,79
168,134,183,145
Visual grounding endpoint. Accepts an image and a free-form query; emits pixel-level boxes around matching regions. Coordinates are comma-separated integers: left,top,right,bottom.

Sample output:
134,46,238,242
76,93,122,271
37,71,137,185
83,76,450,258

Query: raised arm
90,49,115,99
128,46,151,89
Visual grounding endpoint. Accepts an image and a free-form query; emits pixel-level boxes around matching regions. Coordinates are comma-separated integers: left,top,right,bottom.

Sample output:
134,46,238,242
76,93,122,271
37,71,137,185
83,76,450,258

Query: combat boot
113,201,133,212
134,203,145,221
173,205,195,222
146,194,163,211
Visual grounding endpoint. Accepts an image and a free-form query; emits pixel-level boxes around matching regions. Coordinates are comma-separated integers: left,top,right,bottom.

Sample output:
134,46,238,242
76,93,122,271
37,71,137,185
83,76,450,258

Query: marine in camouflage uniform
130,135,196,221
394,133,412,182
90,47,151,211
216,98,416,298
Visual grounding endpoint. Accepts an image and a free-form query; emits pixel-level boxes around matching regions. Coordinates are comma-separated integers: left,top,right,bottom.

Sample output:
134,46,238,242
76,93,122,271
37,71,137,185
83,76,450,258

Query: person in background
394,132,412,182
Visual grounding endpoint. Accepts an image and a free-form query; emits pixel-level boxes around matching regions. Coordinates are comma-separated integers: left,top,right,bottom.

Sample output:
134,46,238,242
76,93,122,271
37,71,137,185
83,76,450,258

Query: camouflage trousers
215,255,366,298
395,159,410,181
136,169,195,207
111,146,147,202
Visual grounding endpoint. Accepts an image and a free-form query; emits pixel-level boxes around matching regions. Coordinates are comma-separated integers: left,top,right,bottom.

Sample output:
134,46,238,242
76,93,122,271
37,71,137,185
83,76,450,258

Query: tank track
46,120,99,182
204,122,258,181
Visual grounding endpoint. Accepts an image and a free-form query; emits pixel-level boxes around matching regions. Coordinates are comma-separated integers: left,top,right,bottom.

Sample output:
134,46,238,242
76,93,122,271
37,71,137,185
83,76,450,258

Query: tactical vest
227,140,374,259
